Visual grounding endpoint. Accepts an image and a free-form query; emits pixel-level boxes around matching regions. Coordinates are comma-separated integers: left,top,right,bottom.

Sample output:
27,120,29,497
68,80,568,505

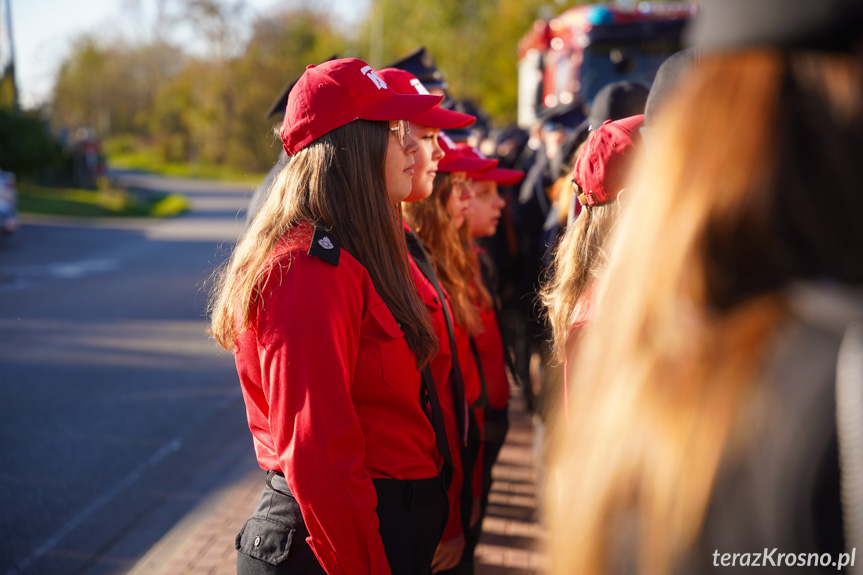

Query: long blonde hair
209,120,437,367
540,197,622,360
547,50,863,574
404,172,489,334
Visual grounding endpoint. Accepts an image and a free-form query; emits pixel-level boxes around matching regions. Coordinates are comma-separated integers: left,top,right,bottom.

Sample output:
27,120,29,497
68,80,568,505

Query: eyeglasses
389,120,412,149
451,177,474,198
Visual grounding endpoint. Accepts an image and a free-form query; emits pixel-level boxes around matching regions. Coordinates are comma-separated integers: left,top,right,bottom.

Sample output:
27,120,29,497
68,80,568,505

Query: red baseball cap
437,132,497,173
376,68,476,129
280,58,443,155
573,114,644,207
457,144,525,186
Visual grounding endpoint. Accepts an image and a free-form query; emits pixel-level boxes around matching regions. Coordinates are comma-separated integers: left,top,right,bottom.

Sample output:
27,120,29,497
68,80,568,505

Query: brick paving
129,391,546,575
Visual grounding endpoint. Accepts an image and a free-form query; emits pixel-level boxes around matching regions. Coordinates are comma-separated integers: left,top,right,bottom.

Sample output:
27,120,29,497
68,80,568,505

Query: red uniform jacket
474,305,510,409
408,251,464,543
234,225,440,575
466,298,511,497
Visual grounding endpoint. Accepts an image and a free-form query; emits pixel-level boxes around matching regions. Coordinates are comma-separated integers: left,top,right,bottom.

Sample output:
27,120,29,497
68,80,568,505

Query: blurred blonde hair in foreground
545,48,863,574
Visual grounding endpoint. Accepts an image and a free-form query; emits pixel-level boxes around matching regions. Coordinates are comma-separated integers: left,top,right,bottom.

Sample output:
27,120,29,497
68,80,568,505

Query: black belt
269,471,445,511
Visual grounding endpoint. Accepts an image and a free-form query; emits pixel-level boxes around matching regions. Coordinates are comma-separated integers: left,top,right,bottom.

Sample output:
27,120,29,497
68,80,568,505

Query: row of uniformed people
209,57,523,575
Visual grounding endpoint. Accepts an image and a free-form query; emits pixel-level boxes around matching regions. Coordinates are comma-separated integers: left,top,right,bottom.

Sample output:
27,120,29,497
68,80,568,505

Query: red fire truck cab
517,1,694,127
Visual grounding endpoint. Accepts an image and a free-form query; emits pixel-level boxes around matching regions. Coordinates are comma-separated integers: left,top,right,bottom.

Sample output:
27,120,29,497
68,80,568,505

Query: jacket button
254,536,261,546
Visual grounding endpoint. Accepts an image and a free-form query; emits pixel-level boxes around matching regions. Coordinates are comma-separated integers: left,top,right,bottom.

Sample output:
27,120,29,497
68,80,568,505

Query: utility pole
369,0,383,68
0,0,17,109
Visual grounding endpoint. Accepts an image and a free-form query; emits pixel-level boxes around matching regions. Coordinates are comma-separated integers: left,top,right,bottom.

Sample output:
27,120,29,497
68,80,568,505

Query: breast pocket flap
235,517,295,565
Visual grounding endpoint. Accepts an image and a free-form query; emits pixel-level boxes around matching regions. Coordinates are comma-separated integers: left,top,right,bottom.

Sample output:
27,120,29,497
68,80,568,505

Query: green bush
0,109,63,177
17,183,190,218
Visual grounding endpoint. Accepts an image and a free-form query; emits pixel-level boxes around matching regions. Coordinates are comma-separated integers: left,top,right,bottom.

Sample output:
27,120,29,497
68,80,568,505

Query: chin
390,190,411,204
411,187,433,202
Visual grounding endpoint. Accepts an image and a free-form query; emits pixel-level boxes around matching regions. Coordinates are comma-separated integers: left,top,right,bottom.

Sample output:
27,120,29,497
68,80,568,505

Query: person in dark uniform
376,66,477,573
384,46,449,96
209,58,453,575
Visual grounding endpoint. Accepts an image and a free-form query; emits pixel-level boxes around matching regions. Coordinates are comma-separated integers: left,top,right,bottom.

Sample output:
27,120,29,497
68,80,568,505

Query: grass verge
108,149,265,185
17,183,190,218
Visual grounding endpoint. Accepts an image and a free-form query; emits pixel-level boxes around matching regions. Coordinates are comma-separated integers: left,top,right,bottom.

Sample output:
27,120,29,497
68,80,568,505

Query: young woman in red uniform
459,145,525,570
209,58,452,575
403,136,498,572
376,67,477,573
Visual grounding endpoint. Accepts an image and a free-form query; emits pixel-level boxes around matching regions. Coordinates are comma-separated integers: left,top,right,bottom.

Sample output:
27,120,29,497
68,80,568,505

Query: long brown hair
404,172,487,334
547,51,863,574
210,119,437,367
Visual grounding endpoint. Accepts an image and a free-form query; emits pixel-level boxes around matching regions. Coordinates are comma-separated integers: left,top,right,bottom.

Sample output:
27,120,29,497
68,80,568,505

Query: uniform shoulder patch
307,226,340,266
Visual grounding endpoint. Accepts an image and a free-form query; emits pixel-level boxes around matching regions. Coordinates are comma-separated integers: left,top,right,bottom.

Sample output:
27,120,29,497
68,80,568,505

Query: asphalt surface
0,172,548,575
0,171,256,575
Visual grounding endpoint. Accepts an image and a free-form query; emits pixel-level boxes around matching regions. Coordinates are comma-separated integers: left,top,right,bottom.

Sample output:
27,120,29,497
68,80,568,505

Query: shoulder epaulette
307,226,340,266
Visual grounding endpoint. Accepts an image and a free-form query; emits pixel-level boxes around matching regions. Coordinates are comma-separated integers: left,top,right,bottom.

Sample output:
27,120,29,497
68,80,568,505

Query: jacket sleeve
256,255,392,575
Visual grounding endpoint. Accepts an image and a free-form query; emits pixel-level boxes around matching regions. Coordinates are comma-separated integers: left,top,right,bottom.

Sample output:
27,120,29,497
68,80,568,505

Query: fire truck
517,1,694,127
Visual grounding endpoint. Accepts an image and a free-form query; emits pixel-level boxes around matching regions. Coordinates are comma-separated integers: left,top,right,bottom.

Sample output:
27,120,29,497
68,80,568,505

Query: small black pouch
235,471,301,565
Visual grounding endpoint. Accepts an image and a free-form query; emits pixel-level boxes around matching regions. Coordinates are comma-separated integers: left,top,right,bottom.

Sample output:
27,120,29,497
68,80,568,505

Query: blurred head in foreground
546,0,863,572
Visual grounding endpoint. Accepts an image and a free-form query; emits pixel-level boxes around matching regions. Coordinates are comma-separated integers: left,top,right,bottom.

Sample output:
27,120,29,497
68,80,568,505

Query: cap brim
363,93,443,121
412,106,475,129
470,167,525,186
440,155,497,173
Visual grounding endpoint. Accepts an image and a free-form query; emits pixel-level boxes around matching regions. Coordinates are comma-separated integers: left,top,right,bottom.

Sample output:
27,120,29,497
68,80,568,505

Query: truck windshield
580,21,684,104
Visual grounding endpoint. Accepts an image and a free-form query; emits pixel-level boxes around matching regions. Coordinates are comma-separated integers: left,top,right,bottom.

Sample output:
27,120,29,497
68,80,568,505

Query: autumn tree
365,0,559,124
49,0,597,173
226,8,349,170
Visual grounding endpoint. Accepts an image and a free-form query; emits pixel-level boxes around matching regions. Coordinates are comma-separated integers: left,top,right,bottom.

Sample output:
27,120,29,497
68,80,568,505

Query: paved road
0,172,256,575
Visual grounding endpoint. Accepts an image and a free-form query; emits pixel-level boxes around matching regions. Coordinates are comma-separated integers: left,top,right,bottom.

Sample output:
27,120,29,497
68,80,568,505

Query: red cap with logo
376,68,476,129
573,114,644,207
457,144,525,186
437,132,497,173
280,58,443,155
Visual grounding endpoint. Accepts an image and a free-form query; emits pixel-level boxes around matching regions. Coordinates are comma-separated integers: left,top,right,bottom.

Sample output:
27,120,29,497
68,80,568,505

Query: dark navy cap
537,100,587,130
384,47,448,90
644,49,699,127
265,55,339,119
686,0,863,53
588,81,649,130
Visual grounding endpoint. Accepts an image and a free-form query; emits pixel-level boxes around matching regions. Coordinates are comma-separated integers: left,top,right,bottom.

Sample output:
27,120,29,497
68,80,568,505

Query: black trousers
443,406,510,575
236,471,448,575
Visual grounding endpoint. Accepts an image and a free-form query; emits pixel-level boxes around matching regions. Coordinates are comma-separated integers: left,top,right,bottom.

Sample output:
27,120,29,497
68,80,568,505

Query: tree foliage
368,0,553,123
48,0,573,173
